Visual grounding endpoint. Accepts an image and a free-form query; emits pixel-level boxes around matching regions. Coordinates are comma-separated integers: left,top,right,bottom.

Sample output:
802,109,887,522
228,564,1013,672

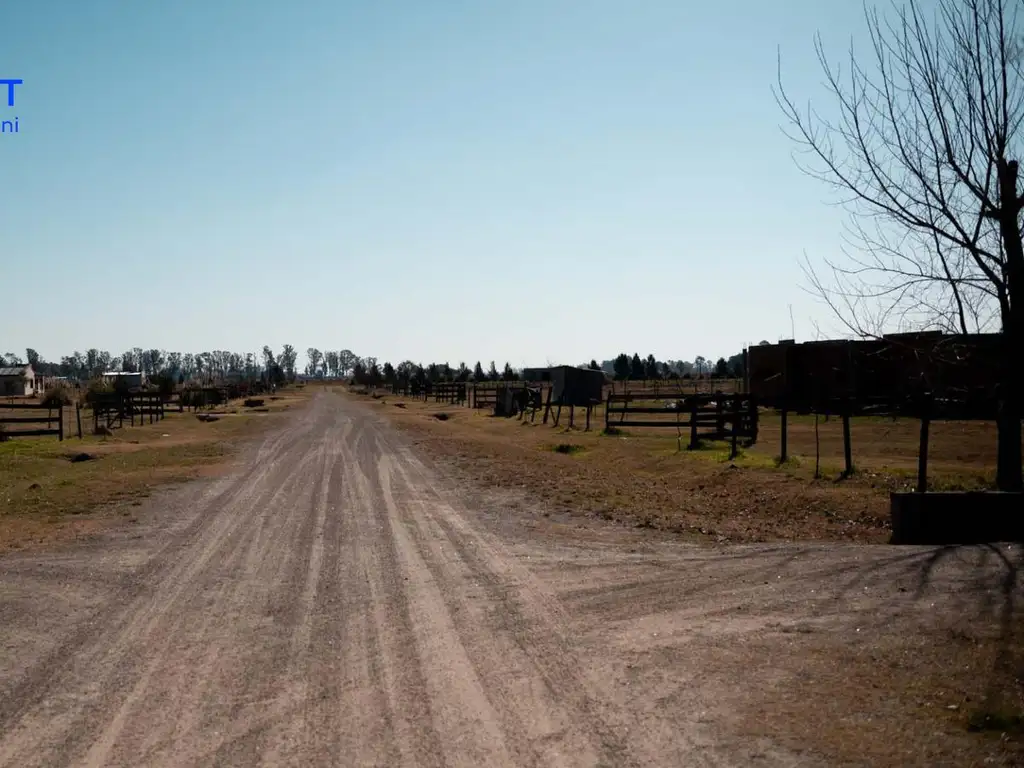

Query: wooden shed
549,365,606,406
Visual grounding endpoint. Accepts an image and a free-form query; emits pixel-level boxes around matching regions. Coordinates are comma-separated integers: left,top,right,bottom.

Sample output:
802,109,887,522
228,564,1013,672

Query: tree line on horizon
0,346,302,387
2,346,748,389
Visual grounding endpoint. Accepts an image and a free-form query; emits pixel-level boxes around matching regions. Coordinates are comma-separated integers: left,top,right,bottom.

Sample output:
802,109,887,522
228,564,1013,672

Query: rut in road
0,392,709,768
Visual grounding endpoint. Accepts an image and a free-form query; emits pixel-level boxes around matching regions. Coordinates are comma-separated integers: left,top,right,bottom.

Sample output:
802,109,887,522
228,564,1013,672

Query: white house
0,365,36,396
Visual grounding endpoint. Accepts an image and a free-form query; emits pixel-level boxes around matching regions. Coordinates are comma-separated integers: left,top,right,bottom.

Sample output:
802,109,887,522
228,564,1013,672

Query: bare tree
776,0,1024,490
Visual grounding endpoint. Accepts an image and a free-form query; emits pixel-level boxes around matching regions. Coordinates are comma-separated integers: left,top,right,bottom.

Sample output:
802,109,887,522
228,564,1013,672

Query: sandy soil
0,391,1021,766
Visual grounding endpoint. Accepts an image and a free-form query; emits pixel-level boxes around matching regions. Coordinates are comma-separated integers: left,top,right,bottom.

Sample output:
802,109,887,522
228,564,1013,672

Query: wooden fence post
917,393,932,493
76,402,82,438
842,400,853,477
604,389,611,432
729,395,739,459
689,397,699,449
780,399,788,462
58,405,64,442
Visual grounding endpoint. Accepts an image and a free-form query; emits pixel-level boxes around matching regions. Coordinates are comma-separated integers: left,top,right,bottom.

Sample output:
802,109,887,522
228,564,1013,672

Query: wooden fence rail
470,381,529,409
91,392,167,432
604,391,758,457
0,402,64,440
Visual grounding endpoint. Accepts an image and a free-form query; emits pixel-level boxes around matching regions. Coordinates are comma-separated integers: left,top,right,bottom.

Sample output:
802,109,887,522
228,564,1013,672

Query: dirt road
0,392,1018,766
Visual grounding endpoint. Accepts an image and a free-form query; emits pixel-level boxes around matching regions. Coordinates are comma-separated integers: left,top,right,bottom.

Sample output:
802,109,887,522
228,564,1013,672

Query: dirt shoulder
0,388,310,554
364,392,898,544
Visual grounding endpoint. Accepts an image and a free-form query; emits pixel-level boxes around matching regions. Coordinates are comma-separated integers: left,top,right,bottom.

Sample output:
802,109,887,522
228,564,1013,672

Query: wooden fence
605,391,758,456
431,382,467,405
470,381,530,410
608,378,744,396
774,392,1003,488
0,402,64,440
92,392,167,432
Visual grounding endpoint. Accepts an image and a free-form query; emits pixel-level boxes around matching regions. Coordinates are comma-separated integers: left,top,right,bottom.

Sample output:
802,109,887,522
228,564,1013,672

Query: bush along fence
0,402,65,441
605,391,759,457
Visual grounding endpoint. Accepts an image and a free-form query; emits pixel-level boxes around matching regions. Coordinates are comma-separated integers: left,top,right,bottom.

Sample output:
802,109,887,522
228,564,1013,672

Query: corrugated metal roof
0,366,29,377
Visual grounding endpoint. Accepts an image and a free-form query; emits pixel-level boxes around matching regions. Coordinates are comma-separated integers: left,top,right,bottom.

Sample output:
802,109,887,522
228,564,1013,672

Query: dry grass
0,388,309,553
358,389,1019,544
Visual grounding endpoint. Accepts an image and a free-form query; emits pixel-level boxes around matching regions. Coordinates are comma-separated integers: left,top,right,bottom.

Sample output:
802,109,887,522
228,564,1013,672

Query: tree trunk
996,160,1024,492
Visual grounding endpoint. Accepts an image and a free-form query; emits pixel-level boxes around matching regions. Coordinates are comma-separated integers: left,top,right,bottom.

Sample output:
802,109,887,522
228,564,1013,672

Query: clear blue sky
1,1,871,370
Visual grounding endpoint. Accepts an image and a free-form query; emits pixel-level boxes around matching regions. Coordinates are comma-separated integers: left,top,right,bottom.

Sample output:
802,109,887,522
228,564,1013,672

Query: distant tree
264,362,283,386
613,353,631,381
427,363,439,382
352,360,367,385
25,348,40,368
440,362,452,381
502,362,516,381
726,352,745,378
383,362,396,384
306,348,323,377
338,350,357,378
589,359,600,371
644,354,659,380
455,362,470,382
395,361,415,382
368,361,382,386
488,361,499,381
473,361,485,381
713,357,730,378
280,344,298,380
85,349,100,375
629,353,645,380
693,356,707,378
120,349,138,373
324,350,340,378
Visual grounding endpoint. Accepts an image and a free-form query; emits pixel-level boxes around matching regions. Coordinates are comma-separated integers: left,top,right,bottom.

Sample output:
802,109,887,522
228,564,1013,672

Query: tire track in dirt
370,426,713,768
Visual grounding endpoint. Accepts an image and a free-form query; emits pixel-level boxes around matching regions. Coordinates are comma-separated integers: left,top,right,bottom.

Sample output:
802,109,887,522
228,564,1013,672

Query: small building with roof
0,365,36,397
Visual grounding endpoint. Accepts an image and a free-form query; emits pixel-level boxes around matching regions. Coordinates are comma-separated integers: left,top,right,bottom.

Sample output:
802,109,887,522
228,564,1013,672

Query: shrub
40,384,73,409
150,373,177,398
553,443,584,454
84,377,113,406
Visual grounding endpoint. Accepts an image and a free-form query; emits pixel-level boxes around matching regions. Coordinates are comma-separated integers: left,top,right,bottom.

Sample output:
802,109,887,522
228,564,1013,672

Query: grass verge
0,388,308,553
